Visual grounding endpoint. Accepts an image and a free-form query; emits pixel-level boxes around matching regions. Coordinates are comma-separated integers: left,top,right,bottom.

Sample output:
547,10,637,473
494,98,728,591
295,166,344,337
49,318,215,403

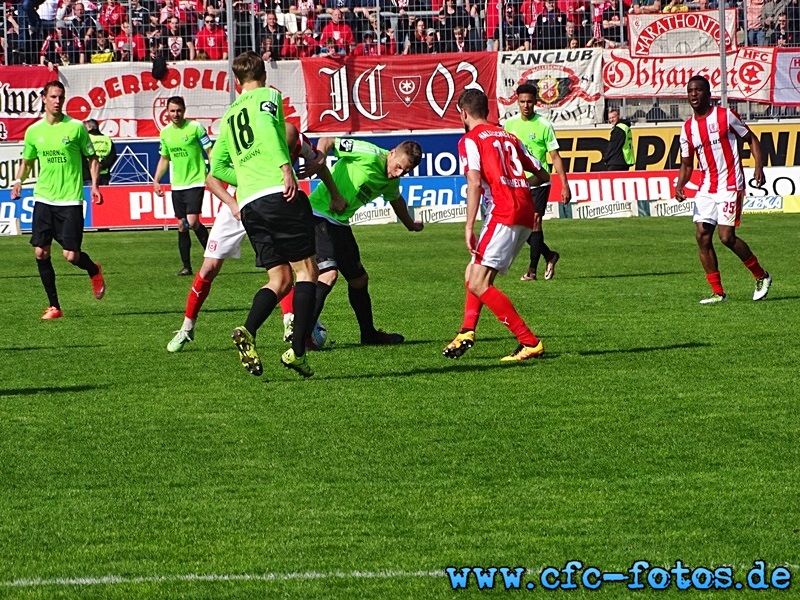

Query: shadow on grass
0,344,107,352
580,271,688,280
98,307,243,317
0,384,110,396
0,273,87,280
577,341,711,356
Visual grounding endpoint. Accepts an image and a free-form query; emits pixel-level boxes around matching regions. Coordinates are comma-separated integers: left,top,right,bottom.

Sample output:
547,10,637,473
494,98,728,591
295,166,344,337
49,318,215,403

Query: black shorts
240,190,315,270
314,216,366,281
29,203,84,251
532,185,551,216
172,186,205,219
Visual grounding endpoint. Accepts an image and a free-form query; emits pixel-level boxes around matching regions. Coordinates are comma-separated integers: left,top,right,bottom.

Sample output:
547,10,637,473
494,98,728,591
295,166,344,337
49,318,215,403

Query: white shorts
693,190,742,227
471,217,532,275
204,204,247,259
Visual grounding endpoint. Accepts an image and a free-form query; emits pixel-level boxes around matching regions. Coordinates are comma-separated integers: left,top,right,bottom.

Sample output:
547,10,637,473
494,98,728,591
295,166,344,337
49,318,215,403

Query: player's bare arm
88,155,103,205
316,137,335,156
299,149,347,214
390,196,423,232
205,174,240,220
153,156,170,196
10,158,35,200
464,170,483,254
674,155,694,202
281,162,297,201
742,130,765,186
550,150,571,203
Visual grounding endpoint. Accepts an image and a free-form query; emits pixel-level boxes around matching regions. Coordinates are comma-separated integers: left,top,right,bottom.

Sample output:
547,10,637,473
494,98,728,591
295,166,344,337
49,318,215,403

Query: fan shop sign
496,49,603,126
628,9,738,58
302,53,498,133
602,47,773,102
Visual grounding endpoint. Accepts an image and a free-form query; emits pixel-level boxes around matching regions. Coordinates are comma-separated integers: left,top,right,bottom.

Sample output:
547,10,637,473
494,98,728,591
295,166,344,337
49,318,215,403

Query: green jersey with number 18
210,87,293,208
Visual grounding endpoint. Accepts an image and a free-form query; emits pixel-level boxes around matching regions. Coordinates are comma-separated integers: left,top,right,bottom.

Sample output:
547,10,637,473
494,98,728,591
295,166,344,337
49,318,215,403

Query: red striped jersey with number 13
680,106,750,194
458,123,543,228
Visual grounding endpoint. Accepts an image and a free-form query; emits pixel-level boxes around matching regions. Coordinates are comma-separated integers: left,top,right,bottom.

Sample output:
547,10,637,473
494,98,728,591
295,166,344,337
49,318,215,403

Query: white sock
182,317,195,331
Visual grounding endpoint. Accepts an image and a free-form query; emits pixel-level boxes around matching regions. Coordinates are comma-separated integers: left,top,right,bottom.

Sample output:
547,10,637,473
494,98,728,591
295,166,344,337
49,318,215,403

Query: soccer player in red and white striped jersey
675,75,772,304
443,88,551,362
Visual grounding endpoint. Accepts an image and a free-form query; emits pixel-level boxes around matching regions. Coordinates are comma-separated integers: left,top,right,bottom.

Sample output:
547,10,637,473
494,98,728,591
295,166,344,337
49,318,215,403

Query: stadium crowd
2,0,799,65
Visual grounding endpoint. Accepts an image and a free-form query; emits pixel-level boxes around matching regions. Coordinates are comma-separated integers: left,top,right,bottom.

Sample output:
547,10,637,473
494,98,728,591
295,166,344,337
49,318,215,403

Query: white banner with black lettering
496,49,604,126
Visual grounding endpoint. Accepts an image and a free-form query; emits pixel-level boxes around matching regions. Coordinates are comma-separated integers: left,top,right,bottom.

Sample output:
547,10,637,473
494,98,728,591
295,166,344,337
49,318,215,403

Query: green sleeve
22,128,37,161
78,125,96,157
209,123,236,185
159,131,169,158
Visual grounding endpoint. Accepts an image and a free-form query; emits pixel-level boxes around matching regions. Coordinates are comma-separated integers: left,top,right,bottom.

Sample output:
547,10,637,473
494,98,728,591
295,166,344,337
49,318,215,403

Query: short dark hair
167,95,185,109
515,82,538,98
395,141,423,168
457,88,489,119
42,80,65,96
232,50,265,85
84,118,99,130
688,75,711,93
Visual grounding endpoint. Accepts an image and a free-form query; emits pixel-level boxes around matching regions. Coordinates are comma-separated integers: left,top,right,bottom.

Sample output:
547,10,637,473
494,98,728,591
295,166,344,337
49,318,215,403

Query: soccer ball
310,321,328,349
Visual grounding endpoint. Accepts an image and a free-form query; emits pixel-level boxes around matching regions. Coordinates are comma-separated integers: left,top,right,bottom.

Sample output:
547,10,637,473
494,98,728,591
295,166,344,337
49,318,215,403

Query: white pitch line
1,570,444,588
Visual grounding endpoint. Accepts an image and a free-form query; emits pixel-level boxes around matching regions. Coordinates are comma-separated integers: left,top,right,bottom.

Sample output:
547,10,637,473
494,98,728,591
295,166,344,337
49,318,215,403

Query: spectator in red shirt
282,29,317,56
160,0,189,25
195,13,227,58
320,8,354,52
98,0,127,36
114,19,146,59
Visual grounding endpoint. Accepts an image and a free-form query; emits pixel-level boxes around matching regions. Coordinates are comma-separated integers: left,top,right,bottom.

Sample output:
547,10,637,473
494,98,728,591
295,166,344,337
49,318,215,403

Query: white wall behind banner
56,61,307,138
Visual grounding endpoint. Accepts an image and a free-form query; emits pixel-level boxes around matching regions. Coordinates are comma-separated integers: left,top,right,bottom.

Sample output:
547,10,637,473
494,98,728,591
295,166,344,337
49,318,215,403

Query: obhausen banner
496,49,604,126
56,61,307,138
302,53,498,132
771,49,800,105
627,9,738,57
0,67,56,142
603,47,774,102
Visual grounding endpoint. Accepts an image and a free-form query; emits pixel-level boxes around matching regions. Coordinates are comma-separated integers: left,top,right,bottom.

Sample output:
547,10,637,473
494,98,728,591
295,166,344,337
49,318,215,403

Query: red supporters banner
0,67,56,142
303,53,498,133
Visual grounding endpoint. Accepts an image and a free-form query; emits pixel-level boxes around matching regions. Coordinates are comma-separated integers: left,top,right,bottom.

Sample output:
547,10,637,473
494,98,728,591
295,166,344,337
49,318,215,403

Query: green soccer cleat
280,348,314,378
232,326,263,376
167,329,194,353
442,330,475,359
699,293,727,305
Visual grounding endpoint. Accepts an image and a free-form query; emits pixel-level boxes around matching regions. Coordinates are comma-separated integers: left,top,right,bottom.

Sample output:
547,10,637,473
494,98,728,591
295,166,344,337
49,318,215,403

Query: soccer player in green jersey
11,80,106,320
205,51,318,378
309,136,423,345
504,82,571,281
153,96,213,276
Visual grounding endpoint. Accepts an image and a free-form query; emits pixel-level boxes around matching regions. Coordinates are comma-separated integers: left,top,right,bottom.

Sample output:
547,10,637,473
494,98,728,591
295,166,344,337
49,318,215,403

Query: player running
443,88,550,361
674,75,772,304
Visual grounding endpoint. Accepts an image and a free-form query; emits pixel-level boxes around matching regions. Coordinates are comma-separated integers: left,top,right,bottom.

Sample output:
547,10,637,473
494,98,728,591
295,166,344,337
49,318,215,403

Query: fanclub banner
496,49,603,126
771,50,800,105
628,9,737,58
603,46,774,102
57,61,307,138
302,53,498,133
0,67,55,142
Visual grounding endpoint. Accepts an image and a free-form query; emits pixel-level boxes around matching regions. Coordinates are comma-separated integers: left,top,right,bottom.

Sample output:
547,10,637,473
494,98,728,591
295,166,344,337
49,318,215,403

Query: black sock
37,257,59,308
312,281,334,325
178,230,191,269
244,287,278,338
292,281,316,357
529,231,544,271
541,240,553,262
75,252,99,277
193,223,209,249
348,284,375,338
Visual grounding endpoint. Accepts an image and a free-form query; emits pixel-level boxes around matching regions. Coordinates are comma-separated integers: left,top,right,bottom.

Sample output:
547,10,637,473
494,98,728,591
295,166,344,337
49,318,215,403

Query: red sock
743,255,766,279
478,286,539,347
705,271,725,296
279,285,295,315
185,274,212,319
460,281,482,332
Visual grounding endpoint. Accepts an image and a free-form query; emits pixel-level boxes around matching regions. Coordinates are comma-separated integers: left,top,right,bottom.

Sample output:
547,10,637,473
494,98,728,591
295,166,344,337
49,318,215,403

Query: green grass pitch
0,215,798,598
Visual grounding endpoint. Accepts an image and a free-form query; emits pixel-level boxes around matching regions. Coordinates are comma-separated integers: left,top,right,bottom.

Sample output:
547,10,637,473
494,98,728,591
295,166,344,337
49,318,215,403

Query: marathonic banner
302,53,498,133
627,9,737,58
497,49,604,126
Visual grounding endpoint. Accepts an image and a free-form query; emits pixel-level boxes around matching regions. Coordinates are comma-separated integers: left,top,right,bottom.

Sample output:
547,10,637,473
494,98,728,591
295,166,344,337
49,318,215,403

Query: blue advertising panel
0,189,94,233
